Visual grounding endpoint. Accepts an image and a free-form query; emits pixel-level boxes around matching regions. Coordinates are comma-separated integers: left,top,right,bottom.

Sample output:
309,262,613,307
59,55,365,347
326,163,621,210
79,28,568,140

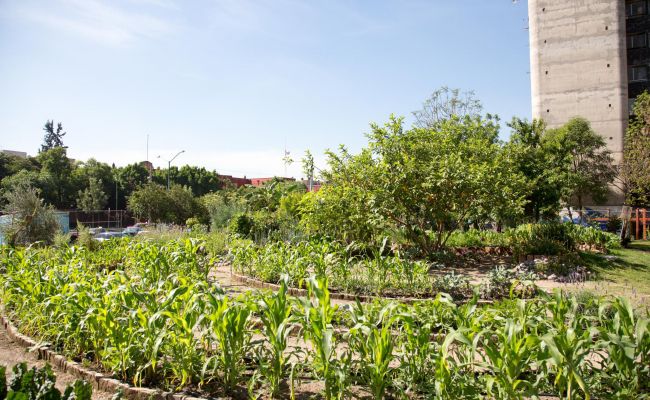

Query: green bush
229,213,254,237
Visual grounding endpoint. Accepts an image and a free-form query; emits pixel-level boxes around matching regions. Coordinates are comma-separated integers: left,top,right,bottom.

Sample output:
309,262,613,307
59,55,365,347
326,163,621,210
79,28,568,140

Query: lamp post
159,150,185,190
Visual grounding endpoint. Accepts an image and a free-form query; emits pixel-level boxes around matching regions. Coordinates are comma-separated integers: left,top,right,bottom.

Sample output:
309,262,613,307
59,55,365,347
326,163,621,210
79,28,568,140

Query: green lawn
579,240,650,308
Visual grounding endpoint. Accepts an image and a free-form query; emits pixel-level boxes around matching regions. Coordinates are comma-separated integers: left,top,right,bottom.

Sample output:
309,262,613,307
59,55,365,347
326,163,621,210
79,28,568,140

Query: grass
578,240,650,308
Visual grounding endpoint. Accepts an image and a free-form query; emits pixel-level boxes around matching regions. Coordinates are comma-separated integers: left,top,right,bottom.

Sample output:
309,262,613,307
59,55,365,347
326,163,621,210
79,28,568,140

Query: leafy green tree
40,120,67,152
507,118,562,221
167,185,208,224
127,183,207,224
302,150,315,191
0,153,39,181
127,183,171,222
622,92,650,206
37,147,74,208
412,86,483,129
114,163,149,209
544,117,617,214
1,182,60,245
153,165,224,196
306,115,527,253
77,177,108,212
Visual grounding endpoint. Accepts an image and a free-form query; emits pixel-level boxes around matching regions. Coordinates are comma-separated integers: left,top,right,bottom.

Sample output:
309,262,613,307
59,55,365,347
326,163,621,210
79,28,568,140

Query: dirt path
210,260,650,309
0,330,116,400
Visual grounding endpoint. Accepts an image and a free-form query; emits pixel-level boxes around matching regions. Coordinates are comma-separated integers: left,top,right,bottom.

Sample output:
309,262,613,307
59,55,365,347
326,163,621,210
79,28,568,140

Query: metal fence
67,210,134,230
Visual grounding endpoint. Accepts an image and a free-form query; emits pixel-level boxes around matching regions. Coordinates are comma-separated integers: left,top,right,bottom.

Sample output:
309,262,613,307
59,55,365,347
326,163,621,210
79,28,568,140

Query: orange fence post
644,209,648,241
636,208,640,240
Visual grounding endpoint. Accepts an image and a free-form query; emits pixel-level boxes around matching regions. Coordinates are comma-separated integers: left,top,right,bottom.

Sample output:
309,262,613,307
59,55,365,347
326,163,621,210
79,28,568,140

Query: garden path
0,330,116,400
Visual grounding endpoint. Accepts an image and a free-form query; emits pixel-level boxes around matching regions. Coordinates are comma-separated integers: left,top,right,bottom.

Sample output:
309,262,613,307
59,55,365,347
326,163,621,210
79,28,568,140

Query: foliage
37,147,74,208
544,118,616,211
202,191,244,230
507,118,564,221
127,183,207,225
152,165,224,197
622,91,650,206
412,86,483,129
77,177,108,212
40,120,66,152
305,115,527,254
4,363,91,400
1,183,59,246
0,240,649,399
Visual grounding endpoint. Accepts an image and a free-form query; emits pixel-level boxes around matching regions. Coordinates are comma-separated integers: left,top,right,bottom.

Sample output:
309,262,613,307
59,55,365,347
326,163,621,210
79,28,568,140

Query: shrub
1,183,60,246
229,213,254,237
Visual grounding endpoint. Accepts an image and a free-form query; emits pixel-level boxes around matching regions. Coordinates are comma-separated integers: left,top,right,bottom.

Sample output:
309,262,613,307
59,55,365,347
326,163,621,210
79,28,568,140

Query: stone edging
0,314,207,400
229,270,493,305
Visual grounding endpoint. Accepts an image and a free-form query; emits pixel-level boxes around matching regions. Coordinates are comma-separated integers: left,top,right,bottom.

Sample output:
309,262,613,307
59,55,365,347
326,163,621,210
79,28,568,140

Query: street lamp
158,150,185,190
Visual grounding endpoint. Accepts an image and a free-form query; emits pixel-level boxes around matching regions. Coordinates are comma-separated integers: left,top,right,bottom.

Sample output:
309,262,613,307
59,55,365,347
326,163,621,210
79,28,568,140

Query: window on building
627,33,648,48
629,66,649,82
628,1,647,17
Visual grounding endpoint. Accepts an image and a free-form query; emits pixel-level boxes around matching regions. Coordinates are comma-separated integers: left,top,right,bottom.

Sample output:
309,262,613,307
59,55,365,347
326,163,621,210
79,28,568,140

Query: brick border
0,314,207,400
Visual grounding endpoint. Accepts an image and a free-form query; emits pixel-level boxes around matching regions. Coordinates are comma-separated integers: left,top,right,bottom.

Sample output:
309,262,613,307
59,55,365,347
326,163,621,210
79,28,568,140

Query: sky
0,0,532,179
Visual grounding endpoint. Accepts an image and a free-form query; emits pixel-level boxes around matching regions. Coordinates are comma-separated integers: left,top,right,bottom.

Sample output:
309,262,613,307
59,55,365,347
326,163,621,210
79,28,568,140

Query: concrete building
1,149,28,158
529,0,650,204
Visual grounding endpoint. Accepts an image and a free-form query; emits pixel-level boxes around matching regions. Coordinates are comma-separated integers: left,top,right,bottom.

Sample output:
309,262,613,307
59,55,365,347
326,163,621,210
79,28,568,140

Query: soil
0,330,116,400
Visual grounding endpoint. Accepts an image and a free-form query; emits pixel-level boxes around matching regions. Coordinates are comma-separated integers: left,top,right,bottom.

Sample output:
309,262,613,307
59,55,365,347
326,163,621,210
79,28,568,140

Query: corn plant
297,276,350,400
252,276,295,398
596,297,650,398
479,318,541,399
347,301,397,399
202,292,252,392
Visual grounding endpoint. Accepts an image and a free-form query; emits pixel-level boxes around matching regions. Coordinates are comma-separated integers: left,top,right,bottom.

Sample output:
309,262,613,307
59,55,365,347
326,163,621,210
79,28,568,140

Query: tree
37,147,74,208
40,120,67,152
302,150,315,191
127,183,171,223
1,182,60,246
621,91,650,206
77,177,108,212
507,118,562,221
305,115,528,254
127,183,207,224
412,86,483,129
544,117,617,216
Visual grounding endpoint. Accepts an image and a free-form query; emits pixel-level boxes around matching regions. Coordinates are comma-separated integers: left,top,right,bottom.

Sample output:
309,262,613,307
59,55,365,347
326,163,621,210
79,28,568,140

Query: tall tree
37,147,74,208
301,150,315,191
305,115,528,253
544,117,617,216
412,86,483,129
40,120,67,152
621,91,650,206
77,177,108,212
507,118,562,221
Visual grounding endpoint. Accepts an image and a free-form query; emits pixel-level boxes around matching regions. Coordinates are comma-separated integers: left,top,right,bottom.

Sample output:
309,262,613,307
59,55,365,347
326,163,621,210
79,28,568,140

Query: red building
218,175,251,187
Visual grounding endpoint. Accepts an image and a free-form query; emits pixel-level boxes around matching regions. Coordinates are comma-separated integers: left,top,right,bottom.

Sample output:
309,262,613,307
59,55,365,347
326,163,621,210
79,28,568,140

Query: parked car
94,231,125,242
122,226,142,236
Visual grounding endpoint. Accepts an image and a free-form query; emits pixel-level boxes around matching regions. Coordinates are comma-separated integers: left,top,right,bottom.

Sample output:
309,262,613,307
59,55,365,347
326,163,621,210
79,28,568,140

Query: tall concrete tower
528,0,628,165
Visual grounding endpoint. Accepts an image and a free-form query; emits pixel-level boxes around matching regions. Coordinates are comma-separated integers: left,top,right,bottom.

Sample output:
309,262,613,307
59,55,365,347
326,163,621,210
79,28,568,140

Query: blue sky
0,0,531,178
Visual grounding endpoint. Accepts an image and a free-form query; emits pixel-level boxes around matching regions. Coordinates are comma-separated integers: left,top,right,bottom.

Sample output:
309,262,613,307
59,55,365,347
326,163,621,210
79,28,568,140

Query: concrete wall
529,0,627,164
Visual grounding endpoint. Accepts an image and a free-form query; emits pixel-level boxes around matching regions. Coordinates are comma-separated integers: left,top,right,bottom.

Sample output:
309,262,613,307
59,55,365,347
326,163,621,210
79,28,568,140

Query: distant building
1,149,27,158
250,177,296,187
528,0,650,204
140,160,154,173
218,174,251,187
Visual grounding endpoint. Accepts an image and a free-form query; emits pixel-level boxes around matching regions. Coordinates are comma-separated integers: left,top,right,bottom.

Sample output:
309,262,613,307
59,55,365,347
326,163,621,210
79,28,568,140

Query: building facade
529,0,650,204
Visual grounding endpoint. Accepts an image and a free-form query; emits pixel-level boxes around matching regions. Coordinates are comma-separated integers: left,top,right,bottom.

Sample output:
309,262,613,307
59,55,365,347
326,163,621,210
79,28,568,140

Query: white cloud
11,0,177,46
